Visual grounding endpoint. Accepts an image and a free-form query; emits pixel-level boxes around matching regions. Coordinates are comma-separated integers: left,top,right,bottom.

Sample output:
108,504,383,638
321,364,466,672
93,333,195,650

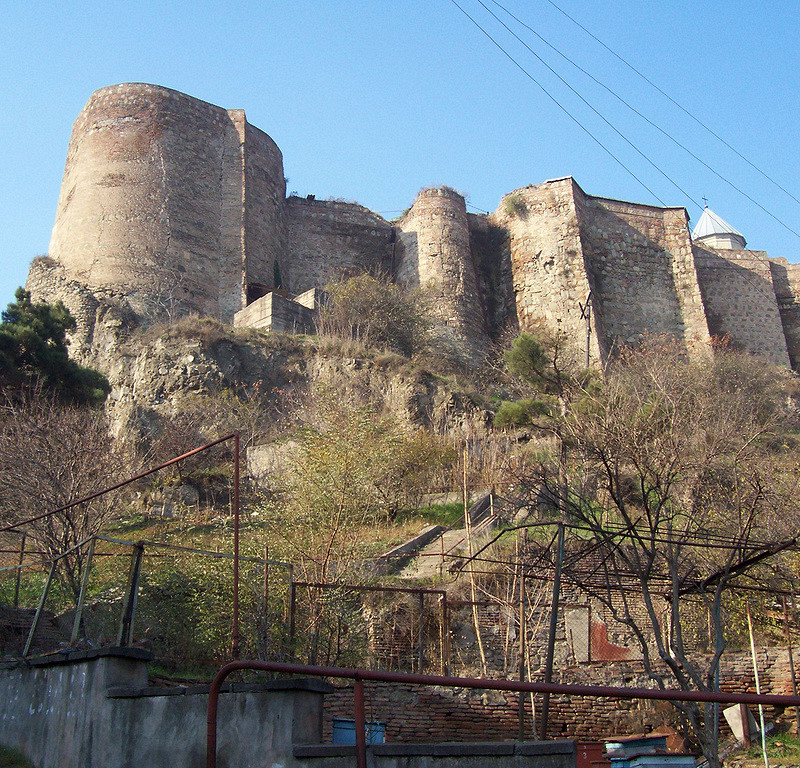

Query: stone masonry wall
45,84,286,323
468,213,515,338
284,196,395,297
497,178,600,364
242,118,288,301
769,258,800,369
576,194,710,360
693,246,790,366
396,187,489,353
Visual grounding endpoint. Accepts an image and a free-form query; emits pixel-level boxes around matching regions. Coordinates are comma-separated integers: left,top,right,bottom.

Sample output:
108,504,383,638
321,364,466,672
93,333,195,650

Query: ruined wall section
284,197,394,297
769,258,800,370
497,178,599,364
576,194,710,359
693,247,790,366
46,84,287,324
395,188,488,354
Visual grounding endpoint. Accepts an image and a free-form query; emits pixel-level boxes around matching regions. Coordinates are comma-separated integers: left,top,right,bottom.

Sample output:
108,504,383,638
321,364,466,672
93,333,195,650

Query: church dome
691,206,747,249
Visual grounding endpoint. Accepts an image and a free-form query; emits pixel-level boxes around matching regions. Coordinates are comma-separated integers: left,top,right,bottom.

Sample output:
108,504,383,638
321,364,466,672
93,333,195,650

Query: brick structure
33,83,800,368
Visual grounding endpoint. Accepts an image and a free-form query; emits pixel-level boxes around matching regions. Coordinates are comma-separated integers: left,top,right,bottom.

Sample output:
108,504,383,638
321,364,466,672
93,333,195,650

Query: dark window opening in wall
246,282,270,304
273,261,283,290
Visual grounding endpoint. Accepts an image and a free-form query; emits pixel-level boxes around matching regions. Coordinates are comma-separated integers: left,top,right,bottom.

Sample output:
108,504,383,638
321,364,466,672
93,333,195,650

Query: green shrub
494,397,554,428
317,274,431,357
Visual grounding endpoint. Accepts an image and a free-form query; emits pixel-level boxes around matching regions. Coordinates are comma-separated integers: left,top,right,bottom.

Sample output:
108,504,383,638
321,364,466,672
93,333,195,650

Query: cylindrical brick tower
47,83,286,322
396,187,488,356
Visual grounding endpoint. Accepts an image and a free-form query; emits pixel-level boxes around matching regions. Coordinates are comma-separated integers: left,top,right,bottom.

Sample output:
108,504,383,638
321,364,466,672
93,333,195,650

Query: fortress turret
46,83,287,322
395,187,488,357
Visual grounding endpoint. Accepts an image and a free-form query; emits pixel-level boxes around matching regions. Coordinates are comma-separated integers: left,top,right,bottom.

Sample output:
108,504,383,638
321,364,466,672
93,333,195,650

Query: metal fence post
117,542,144,647
71,537,96,644
24,560,56,657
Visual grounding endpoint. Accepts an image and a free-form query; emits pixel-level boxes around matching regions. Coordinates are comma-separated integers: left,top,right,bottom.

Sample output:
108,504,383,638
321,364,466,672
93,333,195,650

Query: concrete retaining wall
0,648,330,768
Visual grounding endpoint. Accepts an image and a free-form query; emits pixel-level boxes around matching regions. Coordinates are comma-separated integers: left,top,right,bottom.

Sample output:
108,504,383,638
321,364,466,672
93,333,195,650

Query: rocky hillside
27,255,490,443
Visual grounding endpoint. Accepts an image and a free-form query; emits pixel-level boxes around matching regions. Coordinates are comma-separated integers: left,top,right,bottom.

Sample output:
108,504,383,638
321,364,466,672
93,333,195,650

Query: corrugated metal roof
691,206,746,241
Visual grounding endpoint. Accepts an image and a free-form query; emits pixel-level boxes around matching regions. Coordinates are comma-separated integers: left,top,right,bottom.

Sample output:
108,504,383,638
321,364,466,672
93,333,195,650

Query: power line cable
482,0,800,240
542,0,800,211
473,0,702,209
446,0,667,206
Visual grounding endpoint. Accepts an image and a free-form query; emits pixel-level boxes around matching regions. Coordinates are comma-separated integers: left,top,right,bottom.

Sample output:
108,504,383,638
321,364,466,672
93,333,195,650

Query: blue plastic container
331,718,386,745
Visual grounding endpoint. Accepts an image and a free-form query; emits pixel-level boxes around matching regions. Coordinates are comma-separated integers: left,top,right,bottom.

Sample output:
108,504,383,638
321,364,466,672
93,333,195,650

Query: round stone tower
47,83,286,322
395,187,488,356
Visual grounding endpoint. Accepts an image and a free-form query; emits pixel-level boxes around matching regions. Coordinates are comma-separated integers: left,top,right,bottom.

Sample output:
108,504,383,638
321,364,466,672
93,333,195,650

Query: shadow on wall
693,246,790,367
578,205,701,365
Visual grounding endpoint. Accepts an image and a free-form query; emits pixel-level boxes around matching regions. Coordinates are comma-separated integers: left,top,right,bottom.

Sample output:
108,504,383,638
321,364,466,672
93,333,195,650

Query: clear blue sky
2,0,798,309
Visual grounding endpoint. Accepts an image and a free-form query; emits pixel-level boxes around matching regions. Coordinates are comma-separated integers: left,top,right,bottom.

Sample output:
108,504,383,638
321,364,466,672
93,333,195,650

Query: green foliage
317,274,431,357
747,732,800,762
0,745,35,768
262,392,453,583
502,192,526,217
0,288,109,405
402,502,465,527
493,397,554,428
504,333,549,387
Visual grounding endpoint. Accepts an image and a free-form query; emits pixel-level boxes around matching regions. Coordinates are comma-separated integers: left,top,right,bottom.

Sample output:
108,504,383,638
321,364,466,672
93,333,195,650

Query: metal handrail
206,660,800,768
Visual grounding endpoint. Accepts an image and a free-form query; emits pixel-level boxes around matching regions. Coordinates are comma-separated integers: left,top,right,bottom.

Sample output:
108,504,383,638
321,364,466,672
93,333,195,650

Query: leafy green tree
0,288,109,405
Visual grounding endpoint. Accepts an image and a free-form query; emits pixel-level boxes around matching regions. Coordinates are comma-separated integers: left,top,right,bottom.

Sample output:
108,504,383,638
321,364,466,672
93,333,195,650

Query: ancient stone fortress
30,83,800,369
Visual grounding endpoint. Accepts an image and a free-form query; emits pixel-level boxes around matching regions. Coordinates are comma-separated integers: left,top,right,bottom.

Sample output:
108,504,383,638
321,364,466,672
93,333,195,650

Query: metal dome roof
691,206,746,246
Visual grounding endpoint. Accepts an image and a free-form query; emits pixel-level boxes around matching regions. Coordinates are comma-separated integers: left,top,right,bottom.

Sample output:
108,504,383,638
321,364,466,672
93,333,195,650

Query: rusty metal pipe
354,678,367,768
232,432,240,659
205,660,800,768
0,433,239,535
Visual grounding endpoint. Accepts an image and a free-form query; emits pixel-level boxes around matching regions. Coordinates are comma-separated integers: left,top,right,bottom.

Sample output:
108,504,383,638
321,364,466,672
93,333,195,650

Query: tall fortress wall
31,84,800,369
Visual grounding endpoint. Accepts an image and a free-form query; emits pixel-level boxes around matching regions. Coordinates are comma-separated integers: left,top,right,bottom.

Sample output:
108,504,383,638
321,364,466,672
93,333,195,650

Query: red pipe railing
206,660,800,768
4,433,243,657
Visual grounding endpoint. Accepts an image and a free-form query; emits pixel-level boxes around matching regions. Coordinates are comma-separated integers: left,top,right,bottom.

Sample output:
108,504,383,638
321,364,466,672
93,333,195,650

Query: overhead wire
472,0,702,210
446,0,667,205
542,0,800,211
484,0,800,240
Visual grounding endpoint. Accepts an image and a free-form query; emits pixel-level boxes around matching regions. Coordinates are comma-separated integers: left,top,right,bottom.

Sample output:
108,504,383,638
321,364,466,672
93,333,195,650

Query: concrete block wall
0,648,330,768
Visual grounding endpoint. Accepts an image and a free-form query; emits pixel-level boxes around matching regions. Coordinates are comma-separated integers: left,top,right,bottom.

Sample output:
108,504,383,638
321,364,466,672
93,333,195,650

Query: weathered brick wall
45,84,285,323
693,246,790,366
576,194,710,359
284,196,395,296
396,187,489,353
322,648,795,744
